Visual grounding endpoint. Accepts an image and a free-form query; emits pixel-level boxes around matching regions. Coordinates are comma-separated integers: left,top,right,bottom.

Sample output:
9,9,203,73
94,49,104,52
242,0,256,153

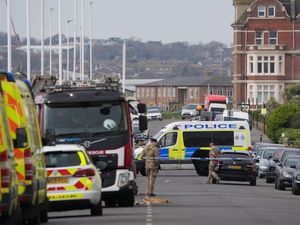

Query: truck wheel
118,190,135,207
91,200,103,216
250,179,257,186
25,203,40,225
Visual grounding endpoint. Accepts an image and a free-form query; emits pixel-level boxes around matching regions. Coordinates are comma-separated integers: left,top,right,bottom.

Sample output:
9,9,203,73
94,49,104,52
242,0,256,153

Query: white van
135,120,252,175
221,110,252,130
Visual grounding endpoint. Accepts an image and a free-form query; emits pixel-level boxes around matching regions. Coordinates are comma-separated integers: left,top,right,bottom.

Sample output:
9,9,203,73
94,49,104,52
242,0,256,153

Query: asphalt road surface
48,170,300,225
47,119,296,225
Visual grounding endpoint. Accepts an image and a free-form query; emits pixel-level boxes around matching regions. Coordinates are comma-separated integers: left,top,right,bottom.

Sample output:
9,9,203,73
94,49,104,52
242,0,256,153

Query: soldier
142,138,160,196
207,143,221,184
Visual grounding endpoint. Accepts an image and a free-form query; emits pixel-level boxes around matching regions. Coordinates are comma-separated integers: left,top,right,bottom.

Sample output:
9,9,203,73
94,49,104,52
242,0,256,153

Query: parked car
147,108,162,121
181,104,198,119
275,156,300,190
292,161,300,195
42,144,103,216
265,148,287,183
215,151,257,186
132,120,149,143
258,147,283,178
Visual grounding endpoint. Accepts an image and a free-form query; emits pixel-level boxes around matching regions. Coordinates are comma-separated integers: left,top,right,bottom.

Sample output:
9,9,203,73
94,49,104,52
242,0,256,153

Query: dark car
265,148,288,183
292,161,300,195
275,156,300,190
215,151,257,186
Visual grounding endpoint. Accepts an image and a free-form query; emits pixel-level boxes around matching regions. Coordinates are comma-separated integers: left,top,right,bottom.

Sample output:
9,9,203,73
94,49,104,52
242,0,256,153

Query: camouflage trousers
146,168,158,195
207,161,219,184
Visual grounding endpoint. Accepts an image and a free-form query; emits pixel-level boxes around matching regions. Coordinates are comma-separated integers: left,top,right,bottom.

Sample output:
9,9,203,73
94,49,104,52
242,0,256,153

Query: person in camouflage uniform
142,138,160,196
207,143,221,184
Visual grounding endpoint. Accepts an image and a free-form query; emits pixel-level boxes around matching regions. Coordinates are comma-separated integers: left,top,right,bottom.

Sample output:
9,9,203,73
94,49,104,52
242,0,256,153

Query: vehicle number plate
48,178,69,184
228,165,241,169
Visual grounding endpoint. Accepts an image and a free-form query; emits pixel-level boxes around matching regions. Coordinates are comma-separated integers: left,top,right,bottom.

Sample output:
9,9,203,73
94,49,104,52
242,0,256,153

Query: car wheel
91,200,103,216
118,190,135,207
250,179,257,186
266,177,272,184
277,180,285,191
292,183,300,195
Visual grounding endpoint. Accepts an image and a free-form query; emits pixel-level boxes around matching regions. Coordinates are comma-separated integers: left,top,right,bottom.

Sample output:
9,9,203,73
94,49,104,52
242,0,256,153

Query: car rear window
262,149,277,159
220,153,249,159
284,158,300,167
45,151,85,168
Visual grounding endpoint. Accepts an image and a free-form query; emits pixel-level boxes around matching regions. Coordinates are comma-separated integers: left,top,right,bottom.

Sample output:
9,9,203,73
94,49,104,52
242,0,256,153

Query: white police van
135,120,252,175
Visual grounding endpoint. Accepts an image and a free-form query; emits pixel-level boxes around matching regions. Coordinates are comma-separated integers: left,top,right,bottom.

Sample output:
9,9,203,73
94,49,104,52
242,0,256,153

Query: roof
41,144,85,152
136,76,232,87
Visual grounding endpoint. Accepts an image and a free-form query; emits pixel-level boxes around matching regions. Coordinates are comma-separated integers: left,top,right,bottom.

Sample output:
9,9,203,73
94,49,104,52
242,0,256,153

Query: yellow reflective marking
78,151,87,166
48,193,84,201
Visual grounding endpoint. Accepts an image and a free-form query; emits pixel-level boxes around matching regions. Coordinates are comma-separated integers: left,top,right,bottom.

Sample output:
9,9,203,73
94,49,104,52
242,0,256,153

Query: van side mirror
45,129,56,146
14,128,28,148
139,115,148,131
137,103,147,114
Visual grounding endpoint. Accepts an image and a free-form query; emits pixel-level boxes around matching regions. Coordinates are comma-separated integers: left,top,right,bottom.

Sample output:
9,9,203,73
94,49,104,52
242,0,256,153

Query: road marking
146,201,153,225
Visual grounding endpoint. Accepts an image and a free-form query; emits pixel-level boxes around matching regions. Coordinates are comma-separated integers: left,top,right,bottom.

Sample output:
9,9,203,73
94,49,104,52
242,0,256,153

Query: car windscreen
45,151,83,167
148,109,160,113
282,151,300,161
132,124,141,134
284,158,300,167
262,149,277,159
44,101,128,136
183,131,234,147
183,105,197,110
223,117,248,122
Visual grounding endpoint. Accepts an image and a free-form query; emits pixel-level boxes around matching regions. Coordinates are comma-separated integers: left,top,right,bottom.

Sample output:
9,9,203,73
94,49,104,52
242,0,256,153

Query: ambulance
135,120,252,176
0,84,19,224
1,72,48,224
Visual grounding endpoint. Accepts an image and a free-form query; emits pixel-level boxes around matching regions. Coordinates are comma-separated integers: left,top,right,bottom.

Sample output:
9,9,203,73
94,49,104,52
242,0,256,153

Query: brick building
232,0,300,107
135,76,233,109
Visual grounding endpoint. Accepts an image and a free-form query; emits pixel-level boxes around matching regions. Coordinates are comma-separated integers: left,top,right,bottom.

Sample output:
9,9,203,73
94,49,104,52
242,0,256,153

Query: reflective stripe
78,152,87,166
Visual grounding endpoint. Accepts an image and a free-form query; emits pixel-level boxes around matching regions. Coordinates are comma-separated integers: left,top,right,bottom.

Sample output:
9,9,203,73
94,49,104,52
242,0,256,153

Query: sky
0,0,234,45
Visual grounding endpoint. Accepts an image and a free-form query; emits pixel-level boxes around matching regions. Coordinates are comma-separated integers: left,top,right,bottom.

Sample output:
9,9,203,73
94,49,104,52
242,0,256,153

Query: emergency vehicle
135,120,252,176
1,72,48,224
35,78,147,207
0,84,19,224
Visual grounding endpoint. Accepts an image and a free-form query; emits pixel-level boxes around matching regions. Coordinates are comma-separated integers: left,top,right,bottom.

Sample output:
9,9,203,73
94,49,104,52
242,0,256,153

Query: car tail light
0,151,11,188
123,142,133,169
247,146,253,151
24,148,34,181
73,168,95,177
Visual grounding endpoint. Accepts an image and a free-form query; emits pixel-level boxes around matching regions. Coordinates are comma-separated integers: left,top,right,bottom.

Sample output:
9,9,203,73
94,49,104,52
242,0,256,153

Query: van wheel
25,203,40,225
105,199,117,207
118,190,135,207
91,200,103,216
2,204,21,225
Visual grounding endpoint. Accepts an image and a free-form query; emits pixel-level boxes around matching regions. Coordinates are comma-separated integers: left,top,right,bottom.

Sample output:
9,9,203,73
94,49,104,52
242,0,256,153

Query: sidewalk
251,127,271,144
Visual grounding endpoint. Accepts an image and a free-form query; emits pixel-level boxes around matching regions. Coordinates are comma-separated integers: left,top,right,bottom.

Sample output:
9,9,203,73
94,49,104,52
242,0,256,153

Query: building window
227,89,233,98
172,88,176,97
247,54,284,75
258,5,266,17
268,6,275,17
158,88,161,97
248,84,283,105
269,31,277,45
255,31,263,45
217,88,223,95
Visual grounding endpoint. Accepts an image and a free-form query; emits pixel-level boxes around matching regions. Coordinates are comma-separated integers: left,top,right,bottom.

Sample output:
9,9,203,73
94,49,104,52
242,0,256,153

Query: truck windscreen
44,102,128,136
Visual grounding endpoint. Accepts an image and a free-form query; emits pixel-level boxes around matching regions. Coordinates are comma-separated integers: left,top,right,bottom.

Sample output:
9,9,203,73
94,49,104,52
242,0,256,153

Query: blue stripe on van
159,148,169,159
185,147,199,159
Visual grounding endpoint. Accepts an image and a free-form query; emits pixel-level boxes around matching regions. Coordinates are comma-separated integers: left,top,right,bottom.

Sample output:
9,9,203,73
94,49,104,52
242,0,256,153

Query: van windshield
183,131,234,147
183,105,197,110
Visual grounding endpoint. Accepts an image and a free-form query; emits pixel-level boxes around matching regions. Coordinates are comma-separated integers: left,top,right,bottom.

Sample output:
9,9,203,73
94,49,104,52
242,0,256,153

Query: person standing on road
207,143,221,184
142,138,160,196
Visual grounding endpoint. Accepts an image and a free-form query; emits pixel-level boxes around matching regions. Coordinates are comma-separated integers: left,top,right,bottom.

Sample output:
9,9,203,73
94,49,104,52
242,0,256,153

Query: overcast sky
0,0,234,45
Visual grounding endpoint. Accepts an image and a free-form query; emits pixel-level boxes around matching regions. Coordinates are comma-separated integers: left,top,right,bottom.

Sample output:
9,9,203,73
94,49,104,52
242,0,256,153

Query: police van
135,120,252,176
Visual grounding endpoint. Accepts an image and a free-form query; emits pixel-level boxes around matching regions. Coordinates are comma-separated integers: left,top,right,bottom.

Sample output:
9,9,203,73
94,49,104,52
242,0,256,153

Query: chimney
233,0,255,22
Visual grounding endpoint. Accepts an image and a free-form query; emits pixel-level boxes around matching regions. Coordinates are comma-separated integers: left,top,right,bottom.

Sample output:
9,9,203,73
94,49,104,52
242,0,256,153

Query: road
48,170,300,225
47,119,300,225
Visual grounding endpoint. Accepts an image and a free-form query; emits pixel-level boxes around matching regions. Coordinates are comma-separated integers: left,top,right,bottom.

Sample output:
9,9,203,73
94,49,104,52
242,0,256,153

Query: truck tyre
91,200,103,216
25,203,40,225
118,190,135,207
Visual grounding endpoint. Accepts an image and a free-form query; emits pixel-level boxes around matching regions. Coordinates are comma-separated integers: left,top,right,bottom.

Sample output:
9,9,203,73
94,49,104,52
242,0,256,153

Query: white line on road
146,201,153,225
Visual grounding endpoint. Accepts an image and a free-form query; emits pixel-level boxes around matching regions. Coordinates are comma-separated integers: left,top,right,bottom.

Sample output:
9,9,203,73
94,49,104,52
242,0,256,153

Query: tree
265,97,280,115
284,84,300,103
267,103,300,142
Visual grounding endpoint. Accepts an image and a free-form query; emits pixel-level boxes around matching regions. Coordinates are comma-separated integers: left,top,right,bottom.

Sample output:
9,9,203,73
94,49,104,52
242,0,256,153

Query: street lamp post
73,0,77,80
7,0,11,72
89,1,95,80
49,8,54,76
67,19,74,81
81,0,85,80
41,0,45,76
58,0,62,85
26,0,31,80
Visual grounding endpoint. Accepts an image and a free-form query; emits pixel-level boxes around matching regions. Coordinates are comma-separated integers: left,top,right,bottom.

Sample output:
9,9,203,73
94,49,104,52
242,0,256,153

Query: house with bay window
232,0,300,107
